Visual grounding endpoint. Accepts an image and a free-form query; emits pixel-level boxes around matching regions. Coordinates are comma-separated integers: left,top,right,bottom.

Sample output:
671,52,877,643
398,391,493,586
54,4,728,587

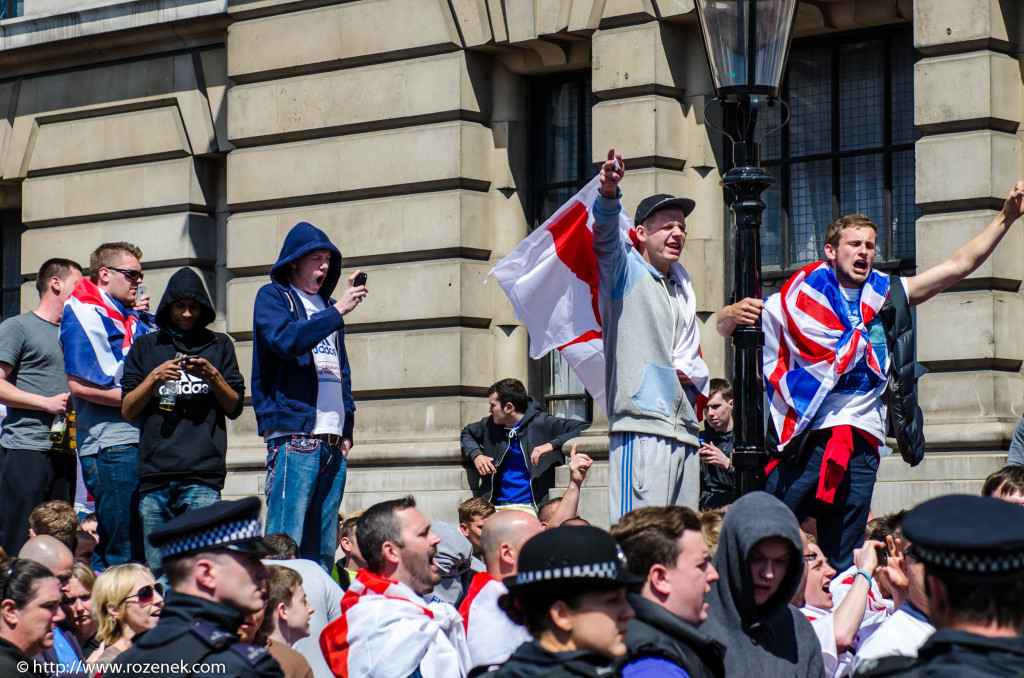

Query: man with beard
320,496,471,678
107,497,283,678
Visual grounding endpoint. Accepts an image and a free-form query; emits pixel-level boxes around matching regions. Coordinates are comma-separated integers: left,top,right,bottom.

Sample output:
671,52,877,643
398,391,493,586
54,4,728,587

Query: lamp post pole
722,97,774,496
693,0,799,497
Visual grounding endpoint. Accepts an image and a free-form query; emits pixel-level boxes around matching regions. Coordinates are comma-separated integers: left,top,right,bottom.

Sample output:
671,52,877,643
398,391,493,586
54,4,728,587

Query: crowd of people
0,145,1023,678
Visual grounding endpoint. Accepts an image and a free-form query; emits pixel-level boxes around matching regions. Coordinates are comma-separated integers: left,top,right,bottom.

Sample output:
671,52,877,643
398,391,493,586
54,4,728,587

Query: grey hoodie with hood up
702,492,826,678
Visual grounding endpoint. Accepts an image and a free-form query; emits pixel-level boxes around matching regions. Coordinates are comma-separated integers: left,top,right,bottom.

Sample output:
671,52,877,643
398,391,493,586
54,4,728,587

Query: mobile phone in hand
354,272,367,287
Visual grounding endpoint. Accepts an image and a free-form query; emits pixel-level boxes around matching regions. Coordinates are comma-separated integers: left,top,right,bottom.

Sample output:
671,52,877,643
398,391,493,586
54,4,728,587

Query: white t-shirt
294,288,346,437
850,602,934,674
829,565,893,652
801,605,854,678
812,278,910,441
262,288,346,442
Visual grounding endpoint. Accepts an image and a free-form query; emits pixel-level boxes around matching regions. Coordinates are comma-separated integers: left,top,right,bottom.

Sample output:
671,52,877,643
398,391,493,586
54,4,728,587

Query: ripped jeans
264,435,347,571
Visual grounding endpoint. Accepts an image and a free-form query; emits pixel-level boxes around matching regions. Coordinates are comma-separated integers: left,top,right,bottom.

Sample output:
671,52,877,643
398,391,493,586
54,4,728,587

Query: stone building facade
1,0,1019,525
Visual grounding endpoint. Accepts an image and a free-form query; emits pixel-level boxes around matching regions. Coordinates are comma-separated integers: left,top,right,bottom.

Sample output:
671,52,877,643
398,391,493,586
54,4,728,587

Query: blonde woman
87,563,164,665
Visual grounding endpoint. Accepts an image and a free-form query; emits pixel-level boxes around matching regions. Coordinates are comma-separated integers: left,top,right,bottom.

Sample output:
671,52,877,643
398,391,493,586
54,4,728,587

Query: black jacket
110,591,283,678
856,628,1024,677
877,274,925,466
482,641,619,678
619,592,725,678
0,637,45,678
699,426,734,510
122,268,246,494
460,398,589,504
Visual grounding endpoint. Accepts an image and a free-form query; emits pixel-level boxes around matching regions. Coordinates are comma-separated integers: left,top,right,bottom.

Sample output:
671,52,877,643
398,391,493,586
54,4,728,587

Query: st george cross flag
320,569,470,678
488,175,708,413
59,278,155,387
762,261,890,450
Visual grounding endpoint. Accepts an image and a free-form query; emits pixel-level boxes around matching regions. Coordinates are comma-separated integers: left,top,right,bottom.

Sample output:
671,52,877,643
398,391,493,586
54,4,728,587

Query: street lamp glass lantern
694,0,800,99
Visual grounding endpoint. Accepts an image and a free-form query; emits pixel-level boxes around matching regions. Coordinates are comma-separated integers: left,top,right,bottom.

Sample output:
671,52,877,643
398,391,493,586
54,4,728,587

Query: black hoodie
121,268,245,493
488,640,620,678
701,492,826,678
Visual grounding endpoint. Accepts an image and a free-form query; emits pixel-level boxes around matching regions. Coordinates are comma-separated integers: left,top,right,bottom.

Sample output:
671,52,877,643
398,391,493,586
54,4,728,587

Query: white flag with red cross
488,175,709,415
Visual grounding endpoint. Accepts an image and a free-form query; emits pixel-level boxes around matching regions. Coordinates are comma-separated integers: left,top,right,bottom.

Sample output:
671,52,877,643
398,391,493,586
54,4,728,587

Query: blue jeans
83,445,144,570
766,429,879,571
140,482,221,575
264,435,347,571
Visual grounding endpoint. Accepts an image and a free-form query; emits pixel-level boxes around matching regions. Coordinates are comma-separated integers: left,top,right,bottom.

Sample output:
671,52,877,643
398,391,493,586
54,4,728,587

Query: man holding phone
120,267,246,576
251,221,367,572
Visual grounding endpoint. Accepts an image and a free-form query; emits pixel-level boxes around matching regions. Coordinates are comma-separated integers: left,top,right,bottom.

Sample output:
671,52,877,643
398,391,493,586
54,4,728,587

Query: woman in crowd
88,563,164,665
0,557,65,678
62,560,99,655
493,525,642,678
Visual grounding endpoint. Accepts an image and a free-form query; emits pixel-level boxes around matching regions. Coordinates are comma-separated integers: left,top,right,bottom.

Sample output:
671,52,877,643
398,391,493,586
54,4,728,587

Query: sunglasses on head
106,266,144,282
122,582,164,605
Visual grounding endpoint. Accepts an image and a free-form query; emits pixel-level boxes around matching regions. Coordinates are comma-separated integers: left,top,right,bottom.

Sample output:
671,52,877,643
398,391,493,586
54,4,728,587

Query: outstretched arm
905,182,1024,306
832,540,882,653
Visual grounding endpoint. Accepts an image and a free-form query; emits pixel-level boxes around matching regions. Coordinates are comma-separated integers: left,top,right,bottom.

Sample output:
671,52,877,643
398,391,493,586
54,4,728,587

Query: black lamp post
694,0,799,497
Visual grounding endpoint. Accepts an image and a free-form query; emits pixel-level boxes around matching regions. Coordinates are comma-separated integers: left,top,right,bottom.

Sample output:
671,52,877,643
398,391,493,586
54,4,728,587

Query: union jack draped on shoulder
762,261,890,451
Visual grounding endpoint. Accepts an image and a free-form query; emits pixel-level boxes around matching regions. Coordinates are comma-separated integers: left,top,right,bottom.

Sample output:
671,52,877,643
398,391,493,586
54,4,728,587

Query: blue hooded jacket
250,222,355,439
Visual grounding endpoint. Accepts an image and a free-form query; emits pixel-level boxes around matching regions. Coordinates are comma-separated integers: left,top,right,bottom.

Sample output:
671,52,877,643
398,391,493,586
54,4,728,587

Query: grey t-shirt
73,396,139,457
0,312,70,452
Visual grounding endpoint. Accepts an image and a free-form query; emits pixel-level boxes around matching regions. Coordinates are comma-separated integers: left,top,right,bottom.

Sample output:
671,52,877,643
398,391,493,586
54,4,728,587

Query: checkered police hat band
514,560,619,586
915,544,1024,574
159,518,262,559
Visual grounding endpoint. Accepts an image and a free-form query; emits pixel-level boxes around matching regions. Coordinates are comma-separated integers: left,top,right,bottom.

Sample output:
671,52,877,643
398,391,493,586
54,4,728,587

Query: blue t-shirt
495,423,532,505
622,657,692,678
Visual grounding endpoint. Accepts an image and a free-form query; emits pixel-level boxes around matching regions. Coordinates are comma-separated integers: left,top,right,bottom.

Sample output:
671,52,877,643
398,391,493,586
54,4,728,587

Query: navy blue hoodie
250,222,355,439
121,267,246,493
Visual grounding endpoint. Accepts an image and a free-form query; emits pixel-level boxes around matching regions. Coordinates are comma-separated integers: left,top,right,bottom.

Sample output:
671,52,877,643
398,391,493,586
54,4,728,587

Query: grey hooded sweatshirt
702,492,826,678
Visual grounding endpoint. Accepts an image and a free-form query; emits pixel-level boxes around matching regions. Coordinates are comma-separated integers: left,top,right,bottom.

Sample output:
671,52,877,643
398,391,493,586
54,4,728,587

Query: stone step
876,451,1005,482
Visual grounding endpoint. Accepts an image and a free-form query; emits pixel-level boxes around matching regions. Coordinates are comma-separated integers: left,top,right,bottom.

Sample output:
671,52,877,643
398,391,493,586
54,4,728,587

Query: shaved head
480,510,542,575
19,535,74,595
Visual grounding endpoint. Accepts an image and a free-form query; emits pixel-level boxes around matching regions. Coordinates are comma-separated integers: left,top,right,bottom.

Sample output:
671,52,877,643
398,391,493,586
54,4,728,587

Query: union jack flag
59,278,155,387
763,261,890,451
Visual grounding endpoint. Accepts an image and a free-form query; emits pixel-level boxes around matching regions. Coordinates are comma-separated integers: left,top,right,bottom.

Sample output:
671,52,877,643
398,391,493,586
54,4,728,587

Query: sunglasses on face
122,582,163,605
106,267,144,282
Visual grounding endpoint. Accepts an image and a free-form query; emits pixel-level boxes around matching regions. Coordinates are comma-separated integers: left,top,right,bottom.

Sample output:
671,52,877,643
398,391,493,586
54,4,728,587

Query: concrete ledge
20,212,216,274
913,0,1014,55
228,52,490,145
225,191,492,273
225,121,493,209
915,52,1021,133
592,22,687,97
592,96,686,169
914,211,1023,287
224,259,493,334
23,157,215,227
915,290,1022,370
226,0,462,82
916,131,1020,211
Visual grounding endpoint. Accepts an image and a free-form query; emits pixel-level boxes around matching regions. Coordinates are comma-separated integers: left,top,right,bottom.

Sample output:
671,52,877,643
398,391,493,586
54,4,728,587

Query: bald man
458,510,542,668
19,535,73,595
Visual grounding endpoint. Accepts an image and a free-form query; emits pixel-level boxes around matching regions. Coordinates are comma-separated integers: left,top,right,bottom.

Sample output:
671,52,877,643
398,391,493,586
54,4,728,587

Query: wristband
854,569,872,585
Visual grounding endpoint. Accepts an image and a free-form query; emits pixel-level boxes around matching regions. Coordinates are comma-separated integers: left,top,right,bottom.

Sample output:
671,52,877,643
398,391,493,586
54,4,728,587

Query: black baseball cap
504,525,644,595
634,194,696,226
149,496,273,561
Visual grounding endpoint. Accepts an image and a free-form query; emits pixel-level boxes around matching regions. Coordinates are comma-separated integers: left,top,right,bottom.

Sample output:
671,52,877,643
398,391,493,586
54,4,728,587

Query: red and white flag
320,569,470,678
488,175,708,413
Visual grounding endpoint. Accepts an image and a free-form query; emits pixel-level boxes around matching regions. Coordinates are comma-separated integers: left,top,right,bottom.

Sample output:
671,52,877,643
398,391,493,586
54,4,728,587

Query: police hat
504,525,644,595
903,494,1024,576
149,496,273,561
634,194,696,226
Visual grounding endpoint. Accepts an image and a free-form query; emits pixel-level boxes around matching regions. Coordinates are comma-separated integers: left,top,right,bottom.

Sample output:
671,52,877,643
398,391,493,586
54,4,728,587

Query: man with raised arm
719,184,1024,568
592,149,708,523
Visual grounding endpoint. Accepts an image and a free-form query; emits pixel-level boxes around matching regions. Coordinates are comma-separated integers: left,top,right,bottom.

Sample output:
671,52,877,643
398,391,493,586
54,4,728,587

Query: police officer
106,497,283,678
479,525,643,678
855,494,1024,677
